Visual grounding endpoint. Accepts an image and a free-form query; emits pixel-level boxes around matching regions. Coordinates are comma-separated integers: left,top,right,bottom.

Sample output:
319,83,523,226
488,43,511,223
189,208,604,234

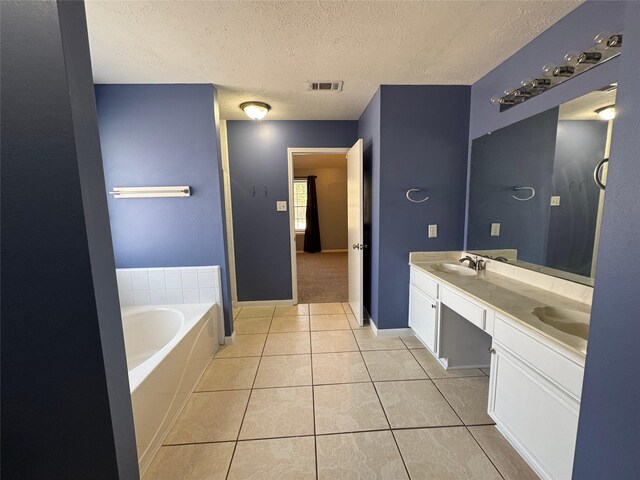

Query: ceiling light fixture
595,105,616,121
240,101,271,120
489,31,622,111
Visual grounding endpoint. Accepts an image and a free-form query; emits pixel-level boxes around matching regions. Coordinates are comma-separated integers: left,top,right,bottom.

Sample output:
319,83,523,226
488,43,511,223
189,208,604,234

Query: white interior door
347,139,364,325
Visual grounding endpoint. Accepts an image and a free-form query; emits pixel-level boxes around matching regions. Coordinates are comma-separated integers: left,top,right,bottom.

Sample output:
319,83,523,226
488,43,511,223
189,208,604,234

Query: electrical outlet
491,223,501,237
276,201,287,212
550,196,561,207
428,224,438,238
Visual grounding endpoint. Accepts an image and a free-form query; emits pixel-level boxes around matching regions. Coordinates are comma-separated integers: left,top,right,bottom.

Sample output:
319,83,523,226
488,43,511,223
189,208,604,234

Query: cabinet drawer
441,287,485,330
494,316,584,399
410,267,439,298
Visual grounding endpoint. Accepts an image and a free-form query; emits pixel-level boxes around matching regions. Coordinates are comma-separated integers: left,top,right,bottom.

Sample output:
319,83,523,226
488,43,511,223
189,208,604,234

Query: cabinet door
489,346,579,480
408,284,438,353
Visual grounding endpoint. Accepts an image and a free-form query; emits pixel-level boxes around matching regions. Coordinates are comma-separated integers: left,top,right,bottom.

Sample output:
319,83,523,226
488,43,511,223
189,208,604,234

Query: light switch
428,224,438,238
550,196,561,207
276,201,287,212
491,223,501,237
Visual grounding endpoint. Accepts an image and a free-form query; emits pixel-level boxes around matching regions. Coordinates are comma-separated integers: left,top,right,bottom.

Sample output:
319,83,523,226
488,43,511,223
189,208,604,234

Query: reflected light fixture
595,105,616,121
240,101,271,120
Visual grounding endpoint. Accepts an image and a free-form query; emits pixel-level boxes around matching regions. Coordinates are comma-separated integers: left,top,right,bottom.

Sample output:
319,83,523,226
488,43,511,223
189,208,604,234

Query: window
293,179,308,232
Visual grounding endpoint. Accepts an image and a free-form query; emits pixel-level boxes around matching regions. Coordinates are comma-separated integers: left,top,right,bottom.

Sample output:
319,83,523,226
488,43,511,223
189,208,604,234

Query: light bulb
521,79,535,89
490,95,502,105
542,63,556,78
564,51,582,67
594,32,611,50
240,101,271,120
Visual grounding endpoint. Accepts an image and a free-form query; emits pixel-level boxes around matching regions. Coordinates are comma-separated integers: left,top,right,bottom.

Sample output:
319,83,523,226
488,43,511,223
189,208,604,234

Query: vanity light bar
490,32,622,111
109,186,191,198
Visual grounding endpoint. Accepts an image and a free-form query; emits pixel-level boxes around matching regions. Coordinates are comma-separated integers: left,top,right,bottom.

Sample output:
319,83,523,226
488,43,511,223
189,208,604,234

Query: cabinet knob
431,304,436,309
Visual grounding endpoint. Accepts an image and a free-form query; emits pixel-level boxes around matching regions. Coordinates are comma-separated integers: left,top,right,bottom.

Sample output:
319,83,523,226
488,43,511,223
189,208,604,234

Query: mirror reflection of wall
467,85,616,285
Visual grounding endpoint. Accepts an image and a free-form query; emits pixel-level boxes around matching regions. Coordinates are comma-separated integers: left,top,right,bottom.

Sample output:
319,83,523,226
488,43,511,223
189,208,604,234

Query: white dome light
240,101,271,120
595,105,616,121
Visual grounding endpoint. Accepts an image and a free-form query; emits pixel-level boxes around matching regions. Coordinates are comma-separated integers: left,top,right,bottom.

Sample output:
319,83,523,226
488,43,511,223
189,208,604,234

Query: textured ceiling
85,0,582,120
559,87,617,120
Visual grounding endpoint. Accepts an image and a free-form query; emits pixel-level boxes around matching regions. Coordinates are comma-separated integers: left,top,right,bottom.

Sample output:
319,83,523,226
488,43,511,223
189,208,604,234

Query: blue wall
547,120,608,276
573,1,640,477
226,121,358,301
2,1,138,477
465,1,640,476
95,84,232,332
359,86,470,329
468,108,559,264
358,89,381,319
469,1,625,141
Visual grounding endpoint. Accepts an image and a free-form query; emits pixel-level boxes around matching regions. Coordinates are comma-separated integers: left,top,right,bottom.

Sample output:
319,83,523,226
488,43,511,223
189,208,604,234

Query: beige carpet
297,252,348,303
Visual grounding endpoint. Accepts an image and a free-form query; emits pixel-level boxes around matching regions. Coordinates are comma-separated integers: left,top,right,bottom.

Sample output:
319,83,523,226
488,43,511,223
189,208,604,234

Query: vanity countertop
410,258,591,361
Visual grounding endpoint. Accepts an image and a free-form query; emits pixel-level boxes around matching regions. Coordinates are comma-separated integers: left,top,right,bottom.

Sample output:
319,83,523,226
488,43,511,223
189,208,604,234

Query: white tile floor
144,302,538,480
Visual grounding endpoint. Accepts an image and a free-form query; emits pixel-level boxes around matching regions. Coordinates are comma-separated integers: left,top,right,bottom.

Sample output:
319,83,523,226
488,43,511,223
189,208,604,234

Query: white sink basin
431,263,477,277
531,306,590,340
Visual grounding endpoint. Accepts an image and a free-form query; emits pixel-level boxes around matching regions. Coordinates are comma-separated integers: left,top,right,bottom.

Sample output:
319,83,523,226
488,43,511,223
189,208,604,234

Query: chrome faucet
459,256,486,271
459,256,477,269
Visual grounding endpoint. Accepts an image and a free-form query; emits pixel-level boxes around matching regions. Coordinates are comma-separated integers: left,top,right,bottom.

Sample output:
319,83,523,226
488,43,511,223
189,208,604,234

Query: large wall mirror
467,84,617,286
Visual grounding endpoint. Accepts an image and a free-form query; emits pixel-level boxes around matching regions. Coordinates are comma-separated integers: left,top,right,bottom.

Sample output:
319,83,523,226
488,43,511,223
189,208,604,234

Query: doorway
287,142,364,324
293,152,348,303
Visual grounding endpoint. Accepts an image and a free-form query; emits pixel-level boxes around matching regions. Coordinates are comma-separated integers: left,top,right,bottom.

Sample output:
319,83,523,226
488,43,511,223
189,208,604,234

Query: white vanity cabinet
408,267,439,354
488,316,583,480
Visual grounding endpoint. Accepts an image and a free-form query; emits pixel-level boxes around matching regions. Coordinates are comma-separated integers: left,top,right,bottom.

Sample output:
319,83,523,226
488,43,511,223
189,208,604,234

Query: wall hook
406,188,429,203
512,186,535,201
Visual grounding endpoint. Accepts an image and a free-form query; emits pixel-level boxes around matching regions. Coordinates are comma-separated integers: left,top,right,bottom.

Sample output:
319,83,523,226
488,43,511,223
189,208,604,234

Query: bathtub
122,304,220,474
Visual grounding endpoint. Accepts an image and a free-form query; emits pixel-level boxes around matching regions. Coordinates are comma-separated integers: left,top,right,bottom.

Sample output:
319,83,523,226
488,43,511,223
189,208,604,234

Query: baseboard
447,363,491,370
235,299,295,307
224,331,236,345
369,320,378,335
375,327,414,337
368,321,414,338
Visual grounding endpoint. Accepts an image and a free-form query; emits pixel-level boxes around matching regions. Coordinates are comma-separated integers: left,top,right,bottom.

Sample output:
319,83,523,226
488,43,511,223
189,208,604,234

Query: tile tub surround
144,302,534,479
116,266,222,307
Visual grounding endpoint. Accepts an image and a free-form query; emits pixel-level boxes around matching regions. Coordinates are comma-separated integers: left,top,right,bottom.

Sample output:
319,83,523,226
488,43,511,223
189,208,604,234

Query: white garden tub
122,304,220,474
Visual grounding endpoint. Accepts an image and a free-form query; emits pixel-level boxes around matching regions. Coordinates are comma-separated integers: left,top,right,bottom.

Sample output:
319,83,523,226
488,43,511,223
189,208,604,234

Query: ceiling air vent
306,81,343,92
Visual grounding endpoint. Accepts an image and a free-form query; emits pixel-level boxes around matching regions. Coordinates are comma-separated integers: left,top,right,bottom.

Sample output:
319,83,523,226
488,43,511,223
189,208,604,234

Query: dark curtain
304,175,321,252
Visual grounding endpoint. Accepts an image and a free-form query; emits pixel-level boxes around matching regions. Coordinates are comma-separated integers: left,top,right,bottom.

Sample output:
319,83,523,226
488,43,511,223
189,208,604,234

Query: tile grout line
354,323,412,480
413,348,505,478
309,320,319,480
466,425,507,480
161,422,503,449
223,308,273,480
